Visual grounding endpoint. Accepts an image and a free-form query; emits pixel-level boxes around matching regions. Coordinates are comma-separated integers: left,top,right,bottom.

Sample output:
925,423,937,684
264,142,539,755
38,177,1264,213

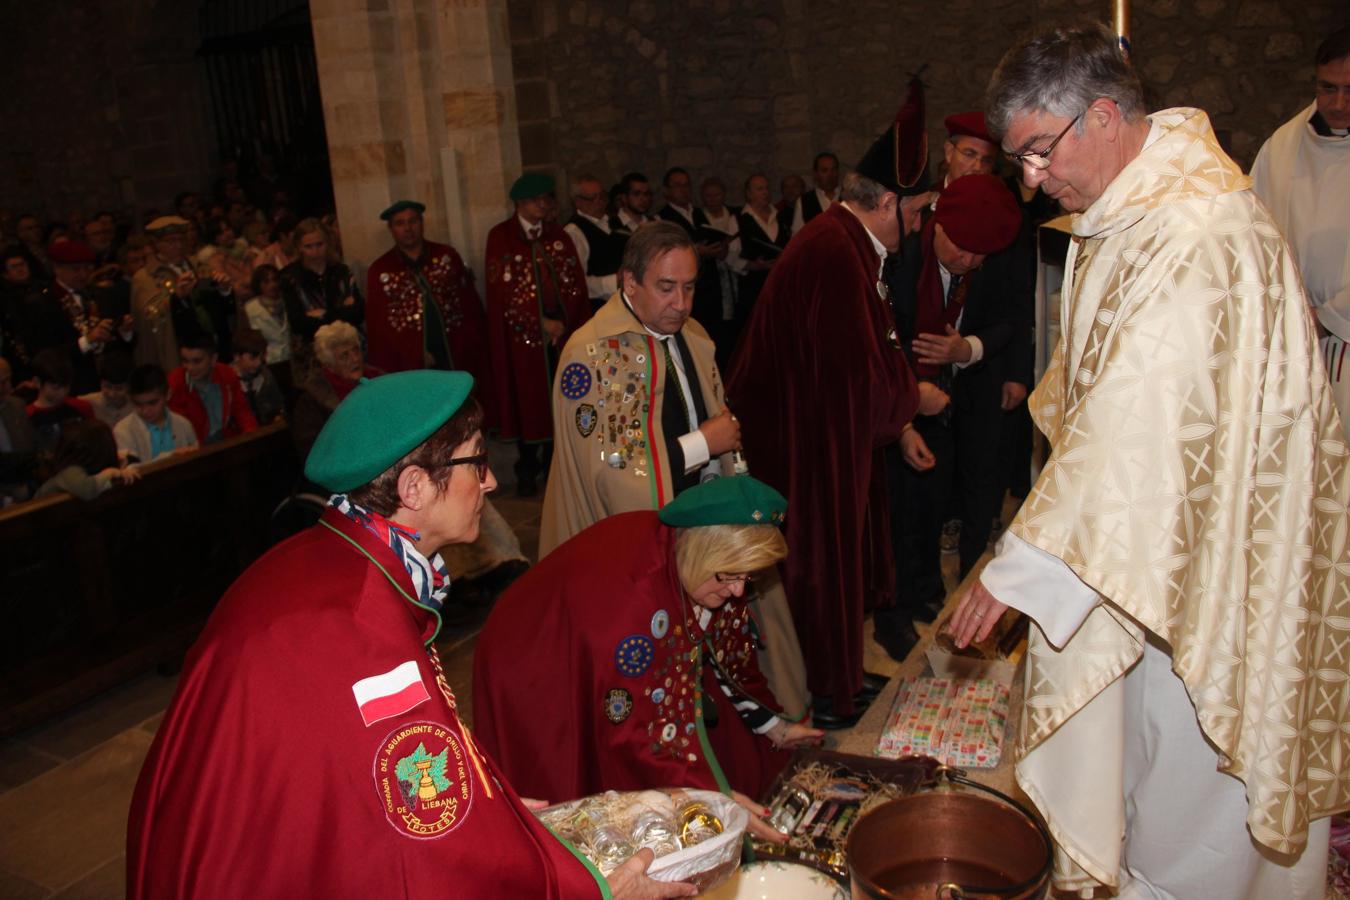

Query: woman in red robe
473,477,822,839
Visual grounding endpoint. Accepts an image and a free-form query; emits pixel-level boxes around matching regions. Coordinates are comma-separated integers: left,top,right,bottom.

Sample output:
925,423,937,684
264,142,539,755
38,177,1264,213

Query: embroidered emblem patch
651,609,670,639
575,403,597,437
605,688,633,723
560,362,592,400
615,634,655,677
373,721,473,840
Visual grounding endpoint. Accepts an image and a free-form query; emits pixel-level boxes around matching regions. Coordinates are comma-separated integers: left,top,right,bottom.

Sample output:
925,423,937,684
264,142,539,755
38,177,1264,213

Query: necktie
528,226,541,241
944,273,964,308
662,338,692,435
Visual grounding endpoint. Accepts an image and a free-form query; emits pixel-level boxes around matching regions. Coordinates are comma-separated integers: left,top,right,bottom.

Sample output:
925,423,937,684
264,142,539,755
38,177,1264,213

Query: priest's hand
1000,381,1028,410
699,409,742,456
913,325,972,366
900,425,935,471
606,848,697,898
946,580,1009,649
518,797,550,810
916,381,949,416
767,718,826,750
732,790,788,845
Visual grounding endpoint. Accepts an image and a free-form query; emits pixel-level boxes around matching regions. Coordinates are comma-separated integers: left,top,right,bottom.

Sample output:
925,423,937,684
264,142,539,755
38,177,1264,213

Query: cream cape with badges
1009,108,1350,892
540,290,732,555
541,293,809,719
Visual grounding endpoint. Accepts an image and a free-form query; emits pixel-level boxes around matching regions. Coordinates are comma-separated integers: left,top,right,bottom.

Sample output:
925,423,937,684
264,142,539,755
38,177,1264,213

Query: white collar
838,202,888,262
518,215,543,236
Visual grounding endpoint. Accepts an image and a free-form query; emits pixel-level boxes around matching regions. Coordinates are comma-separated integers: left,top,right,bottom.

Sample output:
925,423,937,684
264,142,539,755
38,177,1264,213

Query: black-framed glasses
714,572,757,584
442,453,491,483
1004,113,1082,171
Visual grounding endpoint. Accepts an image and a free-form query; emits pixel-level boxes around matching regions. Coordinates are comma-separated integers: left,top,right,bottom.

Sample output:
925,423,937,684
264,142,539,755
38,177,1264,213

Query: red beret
944,111,995,146
934,174,1021,255
47,240,96,265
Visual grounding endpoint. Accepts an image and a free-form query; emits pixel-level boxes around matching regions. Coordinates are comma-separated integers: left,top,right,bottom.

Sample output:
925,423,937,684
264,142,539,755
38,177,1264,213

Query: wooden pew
0,422,297,736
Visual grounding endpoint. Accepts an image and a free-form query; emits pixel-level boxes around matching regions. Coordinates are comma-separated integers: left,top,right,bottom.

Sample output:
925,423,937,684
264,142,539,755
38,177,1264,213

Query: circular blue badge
651,687,666,704
615,634,655,677
650,609,670,640
559,362,592,400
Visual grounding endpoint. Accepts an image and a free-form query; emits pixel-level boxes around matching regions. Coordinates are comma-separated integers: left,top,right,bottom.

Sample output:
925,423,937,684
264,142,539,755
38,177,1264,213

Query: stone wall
507,0,1346,205
0,0,217,220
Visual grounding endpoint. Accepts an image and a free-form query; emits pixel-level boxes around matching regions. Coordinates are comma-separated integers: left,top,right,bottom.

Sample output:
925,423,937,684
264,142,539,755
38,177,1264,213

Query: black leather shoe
874,620,920,662
857,671,890,699
812,708,867,730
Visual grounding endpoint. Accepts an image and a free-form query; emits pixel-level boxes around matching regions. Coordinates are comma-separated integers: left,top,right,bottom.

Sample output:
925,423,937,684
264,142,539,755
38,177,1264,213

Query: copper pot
845,773,1051,899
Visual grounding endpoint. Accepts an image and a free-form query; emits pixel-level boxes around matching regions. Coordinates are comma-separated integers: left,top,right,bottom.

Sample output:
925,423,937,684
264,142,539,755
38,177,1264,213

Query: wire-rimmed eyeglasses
1004,113,1082,171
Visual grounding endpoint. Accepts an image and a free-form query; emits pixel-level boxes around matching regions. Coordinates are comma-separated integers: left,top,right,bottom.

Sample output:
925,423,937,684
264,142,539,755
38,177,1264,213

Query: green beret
658,476,787,528
509,172,555,201
379,200,426,221
304,370,474,492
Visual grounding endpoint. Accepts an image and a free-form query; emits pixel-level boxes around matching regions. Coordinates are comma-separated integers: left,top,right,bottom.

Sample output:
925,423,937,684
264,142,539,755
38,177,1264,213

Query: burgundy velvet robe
127,509,601,899
364,241,492,393
473,512,789,802
726,204,919,715
484,219,590,442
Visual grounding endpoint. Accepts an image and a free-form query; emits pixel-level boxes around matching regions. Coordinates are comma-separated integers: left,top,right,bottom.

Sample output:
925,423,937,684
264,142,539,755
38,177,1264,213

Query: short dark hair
620,220,696,284
663,167,690,187
204,217,233,244
618,172,650,194
813,152,839,170
98,349,134,385
250,263,280,295
52,419,118,475
1316,25,1350,66
347,397,486,516
32,349,74,387
178,331,218,354
129,364,168,396
232,327,267,358
1,244,26,264
115,236,151,267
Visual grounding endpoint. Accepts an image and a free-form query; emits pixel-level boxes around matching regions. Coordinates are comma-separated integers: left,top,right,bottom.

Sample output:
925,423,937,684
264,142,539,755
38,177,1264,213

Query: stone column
309,0,522,278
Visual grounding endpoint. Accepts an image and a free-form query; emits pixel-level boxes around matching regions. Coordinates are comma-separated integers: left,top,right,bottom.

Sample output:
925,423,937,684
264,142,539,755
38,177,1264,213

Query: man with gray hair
948,23,1350,899
1251,25,1350,443
728,77,947,729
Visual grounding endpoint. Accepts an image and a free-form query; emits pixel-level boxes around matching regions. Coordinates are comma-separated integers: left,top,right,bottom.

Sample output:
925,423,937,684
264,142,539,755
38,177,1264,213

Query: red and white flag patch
352,660,430,727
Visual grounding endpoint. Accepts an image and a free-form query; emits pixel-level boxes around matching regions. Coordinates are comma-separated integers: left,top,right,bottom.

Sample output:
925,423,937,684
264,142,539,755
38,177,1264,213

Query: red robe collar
317,507,440,645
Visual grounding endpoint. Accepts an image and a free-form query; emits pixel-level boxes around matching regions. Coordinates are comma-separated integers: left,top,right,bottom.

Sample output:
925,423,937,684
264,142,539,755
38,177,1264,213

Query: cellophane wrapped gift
875,677,1010,768
537,788,748,893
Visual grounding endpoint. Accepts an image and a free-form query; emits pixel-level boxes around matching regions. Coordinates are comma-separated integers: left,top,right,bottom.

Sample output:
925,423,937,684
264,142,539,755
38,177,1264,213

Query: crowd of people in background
0,152,965,510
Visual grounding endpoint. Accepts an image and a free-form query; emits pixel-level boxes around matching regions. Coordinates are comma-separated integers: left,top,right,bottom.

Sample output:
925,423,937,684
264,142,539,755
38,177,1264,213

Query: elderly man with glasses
947,22,1350,900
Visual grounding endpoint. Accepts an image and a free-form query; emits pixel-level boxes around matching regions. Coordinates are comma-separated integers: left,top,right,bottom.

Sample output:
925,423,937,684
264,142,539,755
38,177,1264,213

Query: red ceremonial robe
364,242,491,389
473,512,789,802
484,218,590,441
726,204,918,716
127,509,603,899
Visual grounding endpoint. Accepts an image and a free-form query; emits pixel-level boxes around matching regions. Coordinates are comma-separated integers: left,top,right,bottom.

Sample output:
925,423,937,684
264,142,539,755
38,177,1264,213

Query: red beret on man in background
934,173,1022,255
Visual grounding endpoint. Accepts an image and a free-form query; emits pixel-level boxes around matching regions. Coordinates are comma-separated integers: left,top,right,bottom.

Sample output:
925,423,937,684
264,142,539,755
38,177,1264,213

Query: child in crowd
168,331,257,444
231,327,284,426
35,418,140,500
79,348,135,427
114,364,198,463
26,349,93,453
243,264,292,396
